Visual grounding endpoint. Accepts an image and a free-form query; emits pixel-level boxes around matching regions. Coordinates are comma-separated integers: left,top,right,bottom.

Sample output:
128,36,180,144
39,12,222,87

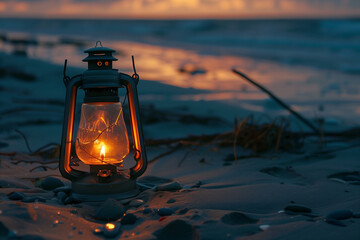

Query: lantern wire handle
95,41,103,47
63,59,70,86
131,55,139,84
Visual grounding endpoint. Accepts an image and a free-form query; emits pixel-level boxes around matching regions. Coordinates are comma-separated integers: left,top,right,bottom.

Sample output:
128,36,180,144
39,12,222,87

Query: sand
0,51,360,240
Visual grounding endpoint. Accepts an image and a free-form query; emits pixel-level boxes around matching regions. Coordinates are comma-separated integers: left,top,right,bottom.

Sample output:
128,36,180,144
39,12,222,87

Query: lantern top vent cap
82,45,118,62
84,46,116,53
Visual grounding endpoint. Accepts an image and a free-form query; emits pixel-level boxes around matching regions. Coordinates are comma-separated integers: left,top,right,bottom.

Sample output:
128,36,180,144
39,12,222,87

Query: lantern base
71,175,139,202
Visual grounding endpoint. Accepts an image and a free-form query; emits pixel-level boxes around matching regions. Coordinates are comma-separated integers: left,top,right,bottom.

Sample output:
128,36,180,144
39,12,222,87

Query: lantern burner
97,169,112,183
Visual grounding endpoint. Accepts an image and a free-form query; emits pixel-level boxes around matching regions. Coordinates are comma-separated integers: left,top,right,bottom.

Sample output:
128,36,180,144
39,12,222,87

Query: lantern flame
100,145,105,160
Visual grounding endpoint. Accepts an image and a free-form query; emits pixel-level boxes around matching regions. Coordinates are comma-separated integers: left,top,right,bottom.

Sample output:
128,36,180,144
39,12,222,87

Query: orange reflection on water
14,39,360,107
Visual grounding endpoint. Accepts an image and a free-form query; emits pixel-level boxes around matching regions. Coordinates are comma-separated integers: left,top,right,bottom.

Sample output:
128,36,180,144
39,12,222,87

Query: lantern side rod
59,75,87,180
119,73,147,178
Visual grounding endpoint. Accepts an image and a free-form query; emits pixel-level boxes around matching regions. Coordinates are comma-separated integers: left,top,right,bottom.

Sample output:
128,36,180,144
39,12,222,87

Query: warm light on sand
105,223,115,230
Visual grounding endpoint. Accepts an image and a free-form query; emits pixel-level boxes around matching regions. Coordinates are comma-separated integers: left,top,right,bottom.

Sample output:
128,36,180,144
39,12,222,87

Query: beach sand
0,51,360,240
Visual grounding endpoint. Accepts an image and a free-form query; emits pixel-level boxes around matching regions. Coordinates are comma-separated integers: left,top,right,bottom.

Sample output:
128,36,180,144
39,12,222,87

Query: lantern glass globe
75,102,129,165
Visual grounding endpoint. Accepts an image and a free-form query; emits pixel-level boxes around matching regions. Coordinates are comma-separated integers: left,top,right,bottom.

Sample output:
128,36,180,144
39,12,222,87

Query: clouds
0,0,359,18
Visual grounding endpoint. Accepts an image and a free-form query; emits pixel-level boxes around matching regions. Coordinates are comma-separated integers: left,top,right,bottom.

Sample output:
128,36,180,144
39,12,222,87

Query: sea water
0,18,359,128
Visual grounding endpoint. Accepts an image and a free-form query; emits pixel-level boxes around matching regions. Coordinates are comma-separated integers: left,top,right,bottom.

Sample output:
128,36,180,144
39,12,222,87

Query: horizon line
1,13,360,21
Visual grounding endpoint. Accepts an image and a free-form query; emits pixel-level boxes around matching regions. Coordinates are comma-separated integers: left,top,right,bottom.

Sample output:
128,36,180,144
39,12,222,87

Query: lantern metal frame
59,44,147,201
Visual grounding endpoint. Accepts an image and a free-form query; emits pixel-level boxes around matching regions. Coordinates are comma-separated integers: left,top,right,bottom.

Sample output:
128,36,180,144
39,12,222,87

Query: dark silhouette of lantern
59,42,147,201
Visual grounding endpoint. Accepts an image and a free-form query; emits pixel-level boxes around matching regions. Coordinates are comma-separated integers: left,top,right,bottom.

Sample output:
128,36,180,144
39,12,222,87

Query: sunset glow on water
1,17,360,128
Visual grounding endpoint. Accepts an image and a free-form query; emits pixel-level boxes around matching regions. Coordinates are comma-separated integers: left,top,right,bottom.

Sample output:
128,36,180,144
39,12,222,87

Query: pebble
326,210,353,220
284,204,312,213
22,196,46,203
259,225,270,231
129,199,144,208
7,192,25,201
121,213,137,225
157,208,174,216
95,199,125,221
154,220,199,240
53,186,72,194
39,177,64,191
167,198,176,204
155,181,182,191
221,212,258,225
143,208,152,214
57,192,68,203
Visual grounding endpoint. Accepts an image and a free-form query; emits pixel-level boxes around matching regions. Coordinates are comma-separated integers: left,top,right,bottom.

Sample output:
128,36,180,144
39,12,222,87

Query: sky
0,0,359,19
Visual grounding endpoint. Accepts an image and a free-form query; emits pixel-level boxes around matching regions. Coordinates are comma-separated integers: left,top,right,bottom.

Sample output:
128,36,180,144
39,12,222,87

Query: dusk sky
0,0,359,19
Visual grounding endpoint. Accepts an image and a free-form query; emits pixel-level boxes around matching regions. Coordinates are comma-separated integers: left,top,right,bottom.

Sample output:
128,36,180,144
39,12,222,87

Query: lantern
59,42,147,201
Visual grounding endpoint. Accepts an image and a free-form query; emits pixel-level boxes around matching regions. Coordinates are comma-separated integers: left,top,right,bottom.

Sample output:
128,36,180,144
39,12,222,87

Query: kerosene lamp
59,42,147,201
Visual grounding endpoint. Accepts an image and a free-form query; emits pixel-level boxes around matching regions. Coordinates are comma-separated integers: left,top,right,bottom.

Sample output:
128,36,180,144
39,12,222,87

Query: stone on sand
154,220,199,240
53,186,71,194
284,204,312,213
121,213,137,225
157,208,174,216
129,199,144,208
38,177,64,191
7,191,25,200
143,208,152,214
221,212,258,225
95,199,125,221
57,191,67,203
326,210,353,220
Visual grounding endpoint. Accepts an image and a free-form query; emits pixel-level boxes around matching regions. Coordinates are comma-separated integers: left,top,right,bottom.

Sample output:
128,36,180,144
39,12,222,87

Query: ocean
1,18,360,125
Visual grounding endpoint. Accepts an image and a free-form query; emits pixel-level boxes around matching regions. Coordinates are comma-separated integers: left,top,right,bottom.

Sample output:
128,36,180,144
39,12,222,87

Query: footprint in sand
260,166,310,185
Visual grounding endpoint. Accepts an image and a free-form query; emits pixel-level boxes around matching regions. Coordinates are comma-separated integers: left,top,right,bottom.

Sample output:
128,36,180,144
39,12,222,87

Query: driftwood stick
232,69,320,136
15,129,32,153
32,143,59,155
178,150,191,167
